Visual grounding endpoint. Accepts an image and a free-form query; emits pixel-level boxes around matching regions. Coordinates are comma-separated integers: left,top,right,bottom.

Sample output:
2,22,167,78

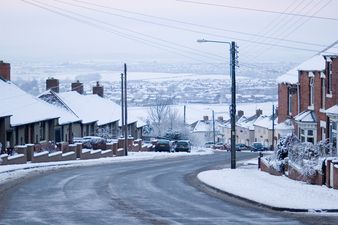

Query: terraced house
277,43,338,152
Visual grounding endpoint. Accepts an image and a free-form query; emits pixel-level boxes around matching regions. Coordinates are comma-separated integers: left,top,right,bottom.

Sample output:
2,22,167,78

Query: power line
176,0,338,21
67,0,326,48
31,0,326,53
22,0,216,63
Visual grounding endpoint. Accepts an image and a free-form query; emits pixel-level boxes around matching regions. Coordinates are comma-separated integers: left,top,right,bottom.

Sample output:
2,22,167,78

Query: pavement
198,157,338,213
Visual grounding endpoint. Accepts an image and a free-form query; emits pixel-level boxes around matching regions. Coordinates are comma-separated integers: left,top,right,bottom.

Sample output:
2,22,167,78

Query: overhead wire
68,0,326,48
176,0,338,21
252,0,333,60
21,0,218,63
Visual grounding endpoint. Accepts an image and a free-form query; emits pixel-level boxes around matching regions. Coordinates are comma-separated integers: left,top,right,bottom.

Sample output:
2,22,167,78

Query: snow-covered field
198,163,338,211
0,147,213,186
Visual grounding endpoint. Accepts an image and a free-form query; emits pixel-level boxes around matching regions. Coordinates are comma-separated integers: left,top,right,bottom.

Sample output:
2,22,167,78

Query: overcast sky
1,0,338,65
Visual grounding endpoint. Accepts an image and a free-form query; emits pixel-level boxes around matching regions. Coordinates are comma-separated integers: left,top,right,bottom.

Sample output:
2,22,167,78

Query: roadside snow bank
198,168,338,210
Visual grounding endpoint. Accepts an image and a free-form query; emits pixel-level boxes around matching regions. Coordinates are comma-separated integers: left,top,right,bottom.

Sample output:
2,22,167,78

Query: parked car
235,143,250,151
213,142,226,150
174,140,191,153
154,139,172,152
204,142,214,148
73,136,106,149
250,142,266,152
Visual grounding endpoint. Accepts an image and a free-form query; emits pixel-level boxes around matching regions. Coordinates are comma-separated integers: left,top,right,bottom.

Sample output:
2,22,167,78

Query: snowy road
0,152,337,224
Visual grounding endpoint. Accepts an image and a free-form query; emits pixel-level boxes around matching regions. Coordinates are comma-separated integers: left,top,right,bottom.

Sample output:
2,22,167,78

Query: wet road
0,152,337,224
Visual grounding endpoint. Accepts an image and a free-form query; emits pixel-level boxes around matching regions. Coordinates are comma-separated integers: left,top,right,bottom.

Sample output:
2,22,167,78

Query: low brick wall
288,163,323,185
259,158,283,176
326,159,332,187
26,144,34,161
101,150,113,158
116,148,125,157
32,151,49,163
80,149,91,160
76,143,83,159
62,152,76,161
1,154,26,165
48,151,63,162
333,163,338,189
68,144,77,156
57,142,69,153
15,145,27,161
90,150,102,159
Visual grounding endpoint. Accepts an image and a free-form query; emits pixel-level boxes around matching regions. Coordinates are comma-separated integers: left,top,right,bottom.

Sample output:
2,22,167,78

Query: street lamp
197,38,238,169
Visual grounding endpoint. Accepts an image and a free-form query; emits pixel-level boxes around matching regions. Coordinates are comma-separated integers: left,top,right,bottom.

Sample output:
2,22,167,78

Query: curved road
0,152,336,224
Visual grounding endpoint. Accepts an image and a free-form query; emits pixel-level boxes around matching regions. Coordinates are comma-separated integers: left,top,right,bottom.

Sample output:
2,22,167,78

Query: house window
321,78,325,109
328,62,333,93
310,77,314,107
300,128,315,144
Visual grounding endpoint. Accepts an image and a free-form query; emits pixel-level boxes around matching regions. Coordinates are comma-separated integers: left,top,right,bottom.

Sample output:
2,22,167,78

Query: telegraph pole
121,72,125,137
124,63,128,156
212,110,216,145
230,41,238,169
197,38,238,169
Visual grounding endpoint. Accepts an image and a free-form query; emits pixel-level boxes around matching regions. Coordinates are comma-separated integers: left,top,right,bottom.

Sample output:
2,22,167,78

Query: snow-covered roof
294,110,317,123
237,114,262,131
275,118,294,130
0,80,79,126
277,55,325,84
191,120,222,133
277,43,338,84
253,115,277,130
55,91,120,125
326,104,338,115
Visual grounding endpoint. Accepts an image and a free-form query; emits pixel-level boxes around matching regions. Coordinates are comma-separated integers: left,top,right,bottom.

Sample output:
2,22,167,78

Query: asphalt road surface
0,152,337,225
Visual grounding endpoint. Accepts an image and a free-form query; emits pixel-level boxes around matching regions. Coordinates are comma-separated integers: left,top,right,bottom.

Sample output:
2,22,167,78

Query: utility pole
124,63,128,156
230,41,238,169
212,110,216,145
183,105,186,125
272,104,275,151
197,38,238,169
121,73,125,133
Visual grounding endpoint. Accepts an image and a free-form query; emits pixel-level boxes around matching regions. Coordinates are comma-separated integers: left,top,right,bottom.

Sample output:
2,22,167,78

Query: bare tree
148,96,171,137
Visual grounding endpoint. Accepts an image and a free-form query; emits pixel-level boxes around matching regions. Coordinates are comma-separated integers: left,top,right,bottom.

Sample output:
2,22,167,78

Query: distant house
253,115,277,148
39,89,144,139
236,110,262,146
190,116,224,145
277,43,338,151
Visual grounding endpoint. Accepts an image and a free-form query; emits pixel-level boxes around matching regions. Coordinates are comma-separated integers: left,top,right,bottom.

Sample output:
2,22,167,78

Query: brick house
0,115,11,153
276,44,338,151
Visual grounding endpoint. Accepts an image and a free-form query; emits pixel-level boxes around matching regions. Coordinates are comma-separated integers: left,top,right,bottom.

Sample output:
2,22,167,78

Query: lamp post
197,39,238,169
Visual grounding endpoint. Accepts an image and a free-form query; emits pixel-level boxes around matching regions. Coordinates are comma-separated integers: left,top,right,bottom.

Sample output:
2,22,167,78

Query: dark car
250,142,266,152
235,143,250,151
154,139,172,152
174,140,191,153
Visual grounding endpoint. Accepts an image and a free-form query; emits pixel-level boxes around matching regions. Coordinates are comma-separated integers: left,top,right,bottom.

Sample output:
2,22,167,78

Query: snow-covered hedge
265,134,334,176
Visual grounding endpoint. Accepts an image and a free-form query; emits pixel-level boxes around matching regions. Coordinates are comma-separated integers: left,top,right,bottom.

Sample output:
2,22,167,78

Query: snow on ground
0,147,213,186
198,162,338,211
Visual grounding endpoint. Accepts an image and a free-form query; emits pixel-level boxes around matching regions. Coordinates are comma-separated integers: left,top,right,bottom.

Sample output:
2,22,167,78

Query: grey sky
1,0,338,64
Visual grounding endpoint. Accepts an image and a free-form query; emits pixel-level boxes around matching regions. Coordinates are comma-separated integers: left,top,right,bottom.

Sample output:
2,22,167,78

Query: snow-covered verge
0,147,213,186
198,163,338,211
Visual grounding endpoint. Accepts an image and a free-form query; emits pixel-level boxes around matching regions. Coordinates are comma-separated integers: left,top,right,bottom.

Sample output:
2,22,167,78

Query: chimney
71,80,84,94
256,109,263,116
217,116,224,122
237,110,244,118
203,115,209,121
0,61,10,81
46,78,59,93
93,81,104,97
